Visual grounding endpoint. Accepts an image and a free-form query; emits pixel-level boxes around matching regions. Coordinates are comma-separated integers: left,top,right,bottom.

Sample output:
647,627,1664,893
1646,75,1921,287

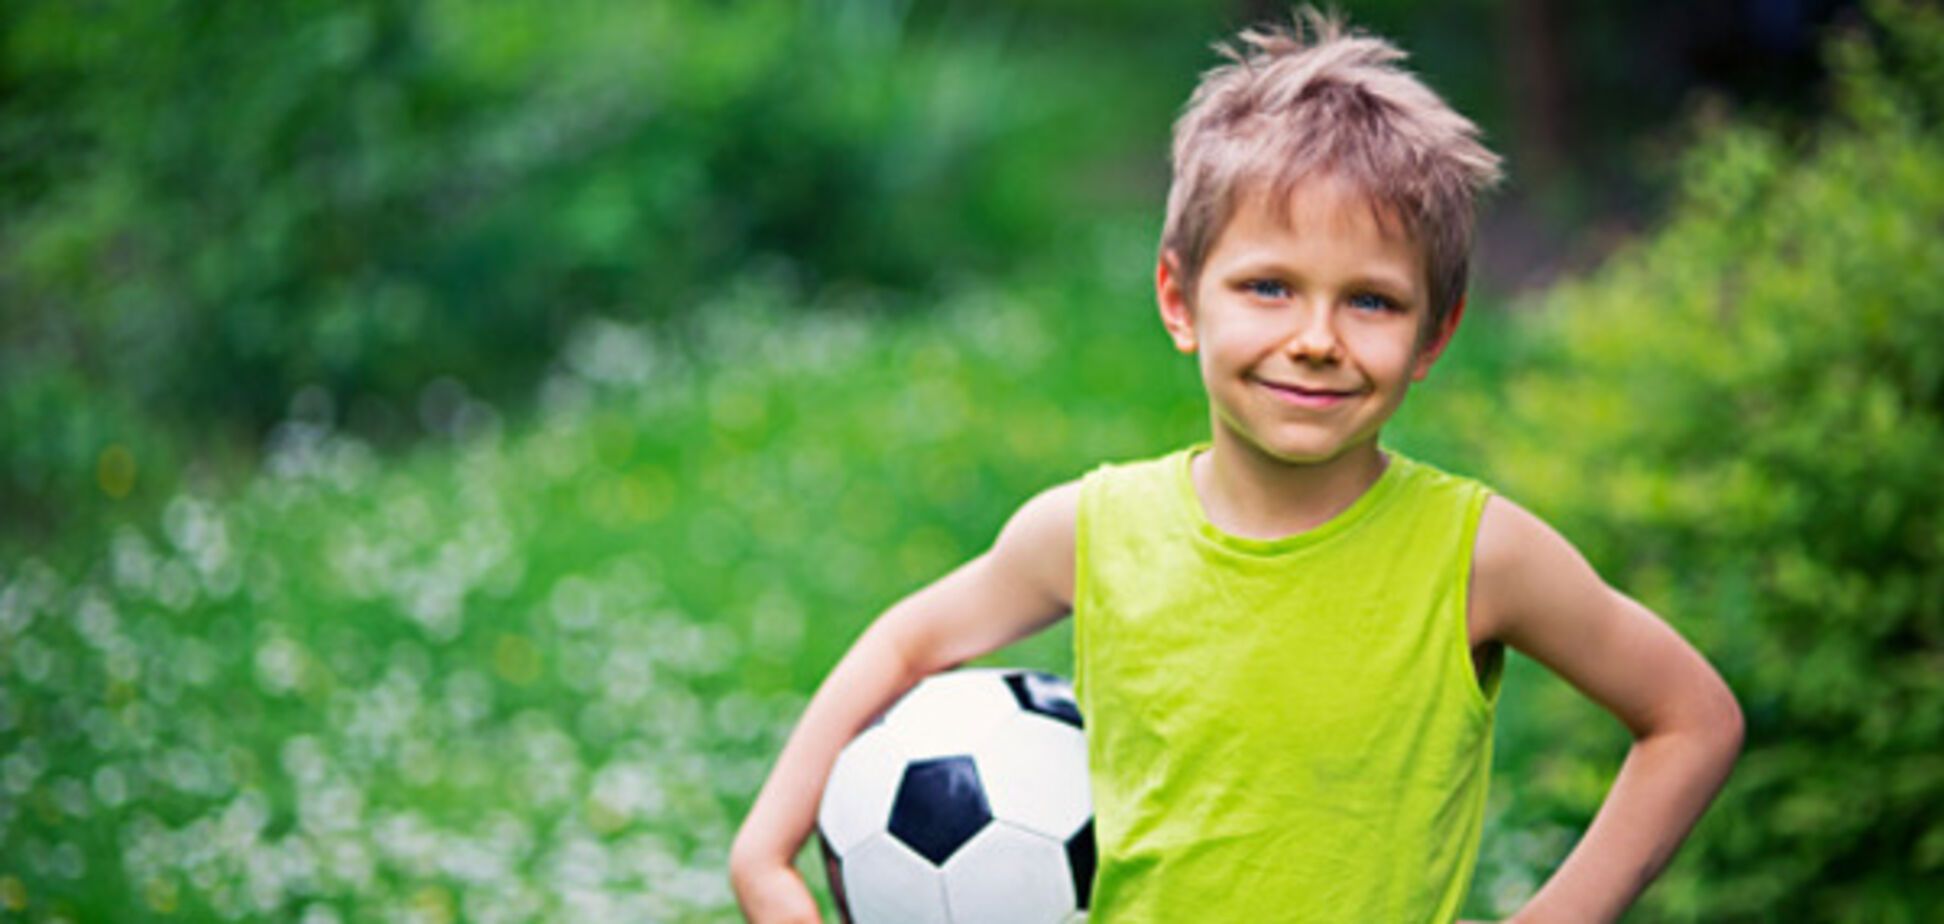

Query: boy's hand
728,855,823,924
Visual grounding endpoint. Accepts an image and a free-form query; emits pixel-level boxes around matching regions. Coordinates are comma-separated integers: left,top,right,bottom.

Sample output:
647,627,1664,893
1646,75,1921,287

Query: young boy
730,10,1742,922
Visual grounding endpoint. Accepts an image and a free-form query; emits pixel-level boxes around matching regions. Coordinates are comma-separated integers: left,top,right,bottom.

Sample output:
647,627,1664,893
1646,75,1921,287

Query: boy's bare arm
728,481,1080,924
1469,497,1744,924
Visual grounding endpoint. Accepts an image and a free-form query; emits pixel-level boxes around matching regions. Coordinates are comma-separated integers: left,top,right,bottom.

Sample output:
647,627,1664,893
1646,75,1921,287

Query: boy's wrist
729,856,821,924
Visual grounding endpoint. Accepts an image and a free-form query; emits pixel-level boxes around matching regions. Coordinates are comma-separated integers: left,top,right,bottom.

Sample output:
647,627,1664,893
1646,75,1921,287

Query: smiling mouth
1256,378,1363,400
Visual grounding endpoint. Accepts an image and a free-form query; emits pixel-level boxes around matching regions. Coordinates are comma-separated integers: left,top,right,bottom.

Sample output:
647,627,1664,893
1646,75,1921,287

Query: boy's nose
1284,303,1343,363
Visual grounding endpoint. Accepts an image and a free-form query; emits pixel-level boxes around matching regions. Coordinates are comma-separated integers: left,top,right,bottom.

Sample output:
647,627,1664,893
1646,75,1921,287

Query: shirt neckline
1171,442,1408,556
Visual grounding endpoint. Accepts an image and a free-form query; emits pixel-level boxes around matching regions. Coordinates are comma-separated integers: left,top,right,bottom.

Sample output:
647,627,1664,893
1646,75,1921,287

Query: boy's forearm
732,539,1067,876
1509,718,1742,923
730,621,925,869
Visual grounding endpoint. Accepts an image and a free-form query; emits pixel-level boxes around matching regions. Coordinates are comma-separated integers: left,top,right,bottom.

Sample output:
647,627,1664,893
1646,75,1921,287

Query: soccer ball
816,668,1095,924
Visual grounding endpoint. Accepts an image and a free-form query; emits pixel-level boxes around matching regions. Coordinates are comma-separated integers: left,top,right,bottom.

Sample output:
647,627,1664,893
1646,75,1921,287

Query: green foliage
1474,3,1944,918
0,0,1118,539
0,225,1172,921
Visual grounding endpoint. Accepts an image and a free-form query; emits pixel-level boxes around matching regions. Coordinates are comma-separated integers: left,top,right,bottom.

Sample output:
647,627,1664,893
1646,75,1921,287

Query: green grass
0,221,1550,922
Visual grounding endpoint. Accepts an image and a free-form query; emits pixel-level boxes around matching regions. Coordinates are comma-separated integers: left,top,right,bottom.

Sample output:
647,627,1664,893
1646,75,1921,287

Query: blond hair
1161,8,1503,328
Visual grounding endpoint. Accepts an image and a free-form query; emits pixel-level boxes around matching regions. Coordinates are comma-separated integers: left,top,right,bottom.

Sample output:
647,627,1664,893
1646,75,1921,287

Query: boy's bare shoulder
988,479,1082,611
1470,494,1592,645
1006,479,1083,530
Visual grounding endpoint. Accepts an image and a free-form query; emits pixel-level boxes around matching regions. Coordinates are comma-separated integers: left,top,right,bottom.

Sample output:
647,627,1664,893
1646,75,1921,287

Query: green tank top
1073,444,1502,922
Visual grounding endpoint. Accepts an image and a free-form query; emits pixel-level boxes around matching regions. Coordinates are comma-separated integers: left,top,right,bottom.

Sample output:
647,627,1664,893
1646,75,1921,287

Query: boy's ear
1411,295,1466,380
1156,250,1197,354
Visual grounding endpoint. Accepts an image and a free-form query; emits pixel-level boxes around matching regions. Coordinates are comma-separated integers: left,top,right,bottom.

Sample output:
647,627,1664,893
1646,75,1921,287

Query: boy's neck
1191,432,1390,541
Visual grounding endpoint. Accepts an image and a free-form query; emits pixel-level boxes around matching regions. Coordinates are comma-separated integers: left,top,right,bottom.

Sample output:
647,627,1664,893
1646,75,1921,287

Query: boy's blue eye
1245,279,1289,299
1348,292,1399,312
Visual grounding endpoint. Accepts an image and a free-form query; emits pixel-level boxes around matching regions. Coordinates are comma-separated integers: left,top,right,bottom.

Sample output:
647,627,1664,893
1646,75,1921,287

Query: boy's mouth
1255,378,1362,406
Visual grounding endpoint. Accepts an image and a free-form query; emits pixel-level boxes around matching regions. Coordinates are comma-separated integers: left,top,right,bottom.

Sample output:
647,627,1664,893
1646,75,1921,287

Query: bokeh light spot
97,445,137,499
143,876,178,914
494,635,542,687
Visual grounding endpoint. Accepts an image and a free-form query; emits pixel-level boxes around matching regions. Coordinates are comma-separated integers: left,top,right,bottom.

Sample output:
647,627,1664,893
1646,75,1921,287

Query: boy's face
1156,174,1459,468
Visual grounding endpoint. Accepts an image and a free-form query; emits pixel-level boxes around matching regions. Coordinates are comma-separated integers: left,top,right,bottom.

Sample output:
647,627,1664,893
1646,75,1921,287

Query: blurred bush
0,216,1204,922
1473,1,1944,917
0,0,1140,542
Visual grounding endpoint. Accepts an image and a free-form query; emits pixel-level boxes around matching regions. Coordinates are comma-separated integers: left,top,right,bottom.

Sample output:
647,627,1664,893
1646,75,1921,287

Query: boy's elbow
1721,689,1746,754
1660,673,1744,758
1694,679,1746,762
860,608,934,688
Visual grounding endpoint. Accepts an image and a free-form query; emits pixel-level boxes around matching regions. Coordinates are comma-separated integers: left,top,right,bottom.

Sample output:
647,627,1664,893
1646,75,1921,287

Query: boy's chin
1229,432,1382,468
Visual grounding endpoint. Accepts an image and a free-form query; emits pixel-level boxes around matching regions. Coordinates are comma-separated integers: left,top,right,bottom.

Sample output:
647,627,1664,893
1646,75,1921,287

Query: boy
730,10,1742,922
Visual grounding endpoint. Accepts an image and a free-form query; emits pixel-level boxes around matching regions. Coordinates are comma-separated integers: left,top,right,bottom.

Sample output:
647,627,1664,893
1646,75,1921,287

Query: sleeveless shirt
1073,444,1502,922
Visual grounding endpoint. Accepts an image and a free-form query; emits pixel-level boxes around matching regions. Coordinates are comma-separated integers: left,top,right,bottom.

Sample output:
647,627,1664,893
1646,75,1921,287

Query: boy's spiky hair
1161,7,1503,330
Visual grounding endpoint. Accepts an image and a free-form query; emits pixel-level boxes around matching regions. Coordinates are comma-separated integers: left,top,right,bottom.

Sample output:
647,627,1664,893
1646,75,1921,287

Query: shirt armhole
1071,467,1102,720
1455,483,1503,717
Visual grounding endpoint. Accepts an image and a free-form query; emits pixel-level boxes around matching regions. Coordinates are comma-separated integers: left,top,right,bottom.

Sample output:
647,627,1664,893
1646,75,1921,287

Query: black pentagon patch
1066,819,1096,910
888,755,991,865
1005,670,1083,729
817,830,855,924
